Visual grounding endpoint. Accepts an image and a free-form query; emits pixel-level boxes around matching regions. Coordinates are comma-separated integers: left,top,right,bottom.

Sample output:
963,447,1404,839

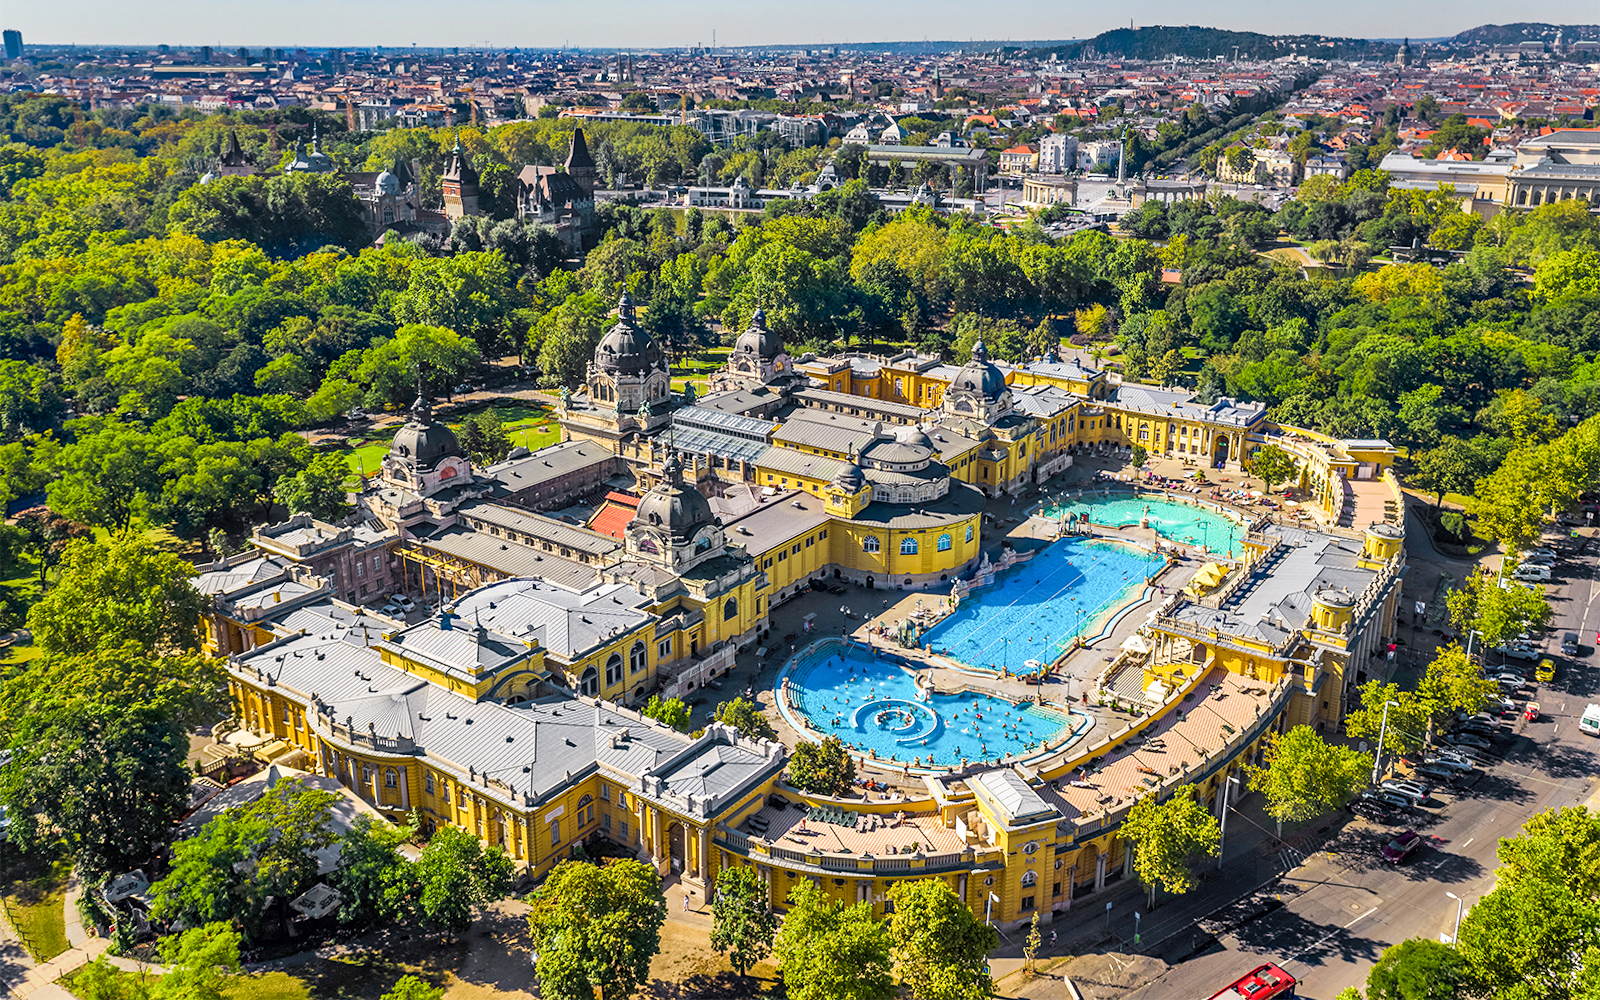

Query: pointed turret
566,128,597,197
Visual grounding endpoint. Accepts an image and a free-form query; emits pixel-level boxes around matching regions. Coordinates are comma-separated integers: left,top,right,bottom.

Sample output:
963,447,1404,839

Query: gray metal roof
459,502,621,558
1110,385,1266,428
1170,527,1385,645
482,440,614,494
693,387,784,415
794,387,932,422
723,491,831,556
232,601,785,813
969,766,1058,827
414,527,602,592
756,446,847,483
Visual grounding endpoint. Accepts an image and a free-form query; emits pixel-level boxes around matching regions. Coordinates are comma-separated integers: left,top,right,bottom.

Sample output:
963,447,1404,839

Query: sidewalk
989,790,1344,995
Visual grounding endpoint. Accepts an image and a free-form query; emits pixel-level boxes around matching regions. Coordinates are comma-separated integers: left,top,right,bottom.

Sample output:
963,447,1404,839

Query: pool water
1045,496,1243,558
785,643,1080,768
921,537,1166,673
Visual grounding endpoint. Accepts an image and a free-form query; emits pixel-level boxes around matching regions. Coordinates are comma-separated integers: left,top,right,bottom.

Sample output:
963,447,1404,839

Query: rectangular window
619,820,629,840
551,820,560,846
602,813,612,832
778,551,786,561
805,536,813,547
426,773,435,795
600,783,610,801
820,529,827,539
1021,895,1035,911
658,639,672,659
618,791,628,808
792,543,801,555
1053,882,1062,898
356,561,365,579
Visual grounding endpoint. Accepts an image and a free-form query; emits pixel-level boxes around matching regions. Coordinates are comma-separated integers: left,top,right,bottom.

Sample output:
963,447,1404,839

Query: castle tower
566,128,597,196
441,133,480,219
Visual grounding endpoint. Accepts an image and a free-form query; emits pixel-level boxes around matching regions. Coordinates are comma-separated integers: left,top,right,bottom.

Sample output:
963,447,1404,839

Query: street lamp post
1216,772,1242,870
1446,891,1464,945
1372,699,1400,785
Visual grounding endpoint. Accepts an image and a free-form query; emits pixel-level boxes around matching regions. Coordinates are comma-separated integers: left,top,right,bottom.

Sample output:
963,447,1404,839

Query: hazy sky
10,0,1597,49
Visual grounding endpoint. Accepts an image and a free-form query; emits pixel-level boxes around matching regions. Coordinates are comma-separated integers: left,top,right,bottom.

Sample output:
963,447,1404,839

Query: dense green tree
148,778,339,940
414,825,514,935
331,814,418,928
274,451,354,520
642,694,690,732
1246,725,1373,832
0,701,190,879
1120,790,1221,907
526,859,666,1000
1246,444,1298,494
773,881,894,1000
787,735,857,796
710,865,777,978
712,696,777,741
1364,938,1466,1000
886,879,998,1000
27,532,204,656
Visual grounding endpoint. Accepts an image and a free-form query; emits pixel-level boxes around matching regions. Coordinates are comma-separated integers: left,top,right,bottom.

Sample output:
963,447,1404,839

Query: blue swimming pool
783,642,1081,769
921,537,1166,673
1045,496,1243,558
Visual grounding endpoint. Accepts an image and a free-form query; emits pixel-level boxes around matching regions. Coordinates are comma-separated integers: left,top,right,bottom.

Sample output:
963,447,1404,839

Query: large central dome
734,308,783,361
389,395,464,471
594,291,664,375
951,340,1008,401
633,453,715,543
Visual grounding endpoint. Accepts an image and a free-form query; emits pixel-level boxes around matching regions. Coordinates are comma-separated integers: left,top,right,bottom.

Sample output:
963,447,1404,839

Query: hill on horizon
1032,26,1394,62
1449,22,1600,44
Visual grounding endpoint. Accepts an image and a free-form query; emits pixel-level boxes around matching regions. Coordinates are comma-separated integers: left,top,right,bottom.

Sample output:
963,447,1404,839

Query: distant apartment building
1037,132,1078,174
2,30,21,60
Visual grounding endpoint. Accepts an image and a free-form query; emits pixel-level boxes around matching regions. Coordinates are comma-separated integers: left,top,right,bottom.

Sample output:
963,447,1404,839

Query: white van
1511,563,1552,582
1581,704,1600,737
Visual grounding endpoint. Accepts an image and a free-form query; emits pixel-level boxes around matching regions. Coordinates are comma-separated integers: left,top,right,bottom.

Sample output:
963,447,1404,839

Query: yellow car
1537,658,1556,683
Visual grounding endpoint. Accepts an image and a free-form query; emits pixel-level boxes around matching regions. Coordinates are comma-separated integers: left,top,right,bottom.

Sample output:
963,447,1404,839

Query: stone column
1094,852,1107,892
700,826,711,882
1065,866,1076,910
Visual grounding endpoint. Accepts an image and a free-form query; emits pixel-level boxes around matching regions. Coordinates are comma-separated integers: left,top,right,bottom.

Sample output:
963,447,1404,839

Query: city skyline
6,1,1598,50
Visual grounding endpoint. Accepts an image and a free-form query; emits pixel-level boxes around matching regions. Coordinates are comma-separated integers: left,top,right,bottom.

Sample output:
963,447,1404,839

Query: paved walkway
0,877,170,1000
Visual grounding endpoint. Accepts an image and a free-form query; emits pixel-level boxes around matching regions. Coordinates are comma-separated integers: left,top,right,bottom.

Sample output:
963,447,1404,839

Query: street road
1129,532,1600,1000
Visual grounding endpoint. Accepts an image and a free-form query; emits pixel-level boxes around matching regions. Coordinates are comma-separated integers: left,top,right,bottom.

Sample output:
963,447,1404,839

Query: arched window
966,524,974,543
576,794,595,826
863,536,881,553
638,536,659,555
630,641,647,675
901,537,918,555
724,598,738,621
937,533,952,551
1021,870,1038,887
579,665,599,697
383,768,398,789
695,536,713,552
605,654,624,687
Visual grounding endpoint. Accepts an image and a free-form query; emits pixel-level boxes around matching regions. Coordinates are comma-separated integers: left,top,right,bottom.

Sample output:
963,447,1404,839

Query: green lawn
64,947,454,1000
339,401,561,476
2,851,72,962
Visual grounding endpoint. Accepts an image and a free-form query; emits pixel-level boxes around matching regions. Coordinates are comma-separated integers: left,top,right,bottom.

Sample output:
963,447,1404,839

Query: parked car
1511,563,1552,582
1498,672,1529,690
1380,780,1431,805
1563,632,1582,656
1525,549,1557,565
1444,732,1493,750
1381,829,1424,863
1494,644,1541,662
1415,763,1461,783
388,594,416,612
1425,754,1475,773
1358,790,1413,811
1350,799,1400,823
1458,720,1500,739
1537,658,1556,683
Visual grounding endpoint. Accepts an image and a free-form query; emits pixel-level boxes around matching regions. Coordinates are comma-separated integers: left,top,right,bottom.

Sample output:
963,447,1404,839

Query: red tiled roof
587,492,640,539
